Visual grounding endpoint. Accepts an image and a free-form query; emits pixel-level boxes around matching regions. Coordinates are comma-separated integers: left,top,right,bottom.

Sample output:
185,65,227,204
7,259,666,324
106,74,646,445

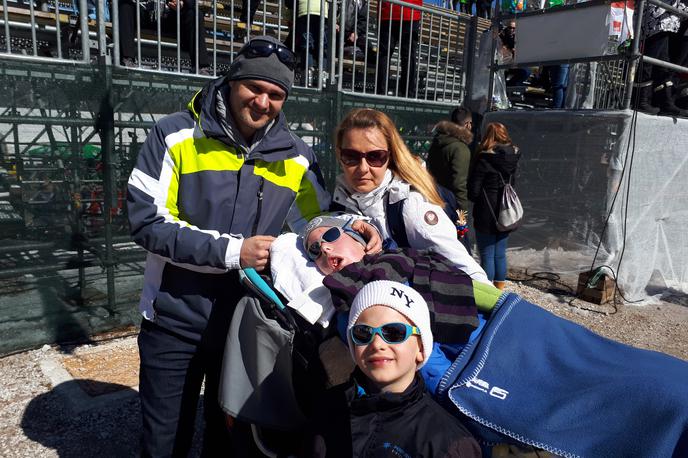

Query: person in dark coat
468,122,520,290
302,280,481,458
427,106,474,213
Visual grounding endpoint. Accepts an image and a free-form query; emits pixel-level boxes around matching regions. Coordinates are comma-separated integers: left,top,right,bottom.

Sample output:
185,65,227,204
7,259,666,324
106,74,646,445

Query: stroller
218,268,331,456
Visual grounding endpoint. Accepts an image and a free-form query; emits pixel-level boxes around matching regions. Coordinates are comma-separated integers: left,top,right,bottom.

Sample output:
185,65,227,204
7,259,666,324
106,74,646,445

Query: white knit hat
347,280,433,368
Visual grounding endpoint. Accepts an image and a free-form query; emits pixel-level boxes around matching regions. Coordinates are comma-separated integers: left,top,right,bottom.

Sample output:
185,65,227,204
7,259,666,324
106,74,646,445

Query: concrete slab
38,337,139,414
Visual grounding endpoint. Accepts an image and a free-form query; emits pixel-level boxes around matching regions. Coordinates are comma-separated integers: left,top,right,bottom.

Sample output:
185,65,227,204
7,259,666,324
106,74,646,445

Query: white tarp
482,110,688,301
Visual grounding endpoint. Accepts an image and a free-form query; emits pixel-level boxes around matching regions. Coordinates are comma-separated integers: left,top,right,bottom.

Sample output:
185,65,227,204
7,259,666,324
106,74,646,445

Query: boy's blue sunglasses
350,322,420,346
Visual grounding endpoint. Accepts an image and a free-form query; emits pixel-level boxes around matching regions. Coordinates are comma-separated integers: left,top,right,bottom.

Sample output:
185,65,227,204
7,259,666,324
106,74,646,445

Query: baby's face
306,226,366,275
352,305,423,393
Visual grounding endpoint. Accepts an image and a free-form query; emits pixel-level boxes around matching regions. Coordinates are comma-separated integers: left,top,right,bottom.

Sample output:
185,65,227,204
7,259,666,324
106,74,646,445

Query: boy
303,280,481,457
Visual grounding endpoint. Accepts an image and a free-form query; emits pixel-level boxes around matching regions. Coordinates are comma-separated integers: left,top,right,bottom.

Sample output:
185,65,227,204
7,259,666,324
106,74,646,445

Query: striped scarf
323,248,479,344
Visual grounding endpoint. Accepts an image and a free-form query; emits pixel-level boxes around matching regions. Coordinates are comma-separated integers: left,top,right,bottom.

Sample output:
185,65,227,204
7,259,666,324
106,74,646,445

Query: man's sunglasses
339,148,390,168
307,223,358,261
350,322,420,346
239,39,296,71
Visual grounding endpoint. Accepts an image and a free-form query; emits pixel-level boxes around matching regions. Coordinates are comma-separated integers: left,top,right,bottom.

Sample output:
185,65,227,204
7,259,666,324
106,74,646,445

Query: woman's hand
351,220,382,254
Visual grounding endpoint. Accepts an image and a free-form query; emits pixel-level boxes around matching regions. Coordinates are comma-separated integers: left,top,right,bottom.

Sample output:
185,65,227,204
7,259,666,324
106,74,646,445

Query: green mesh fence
0,59,451,354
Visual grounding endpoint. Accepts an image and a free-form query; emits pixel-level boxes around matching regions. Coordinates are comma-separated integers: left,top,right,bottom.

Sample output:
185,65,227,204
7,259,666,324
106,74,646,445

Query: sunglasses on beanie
350,322,420,345
238,39,296,71
339,148,390,168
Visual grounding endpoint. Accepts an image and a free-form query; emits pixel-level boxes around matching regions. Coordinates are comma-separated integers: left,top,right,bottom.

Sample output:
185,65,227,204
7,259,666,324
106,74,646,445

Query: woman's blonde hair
479,122,513,153
334,108,444,206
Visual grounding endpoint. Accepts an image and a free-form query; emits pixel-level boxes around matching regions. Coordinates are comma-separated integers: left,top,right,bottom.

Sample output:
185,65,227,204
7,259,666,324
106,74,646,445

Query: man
426,106,475,254
376,0,422,98
636,0,688,116
126,36,334,456
426,106,473,214
117,0,211,74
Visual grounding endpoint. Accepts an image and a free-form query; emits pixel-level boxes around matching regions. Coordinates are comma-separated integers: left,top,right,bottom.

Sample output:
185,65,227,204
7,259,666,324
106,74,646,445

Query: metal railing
0,0,488,100
485,0,688,111
0,0,92,62
334,0,482,103
2,0,687,106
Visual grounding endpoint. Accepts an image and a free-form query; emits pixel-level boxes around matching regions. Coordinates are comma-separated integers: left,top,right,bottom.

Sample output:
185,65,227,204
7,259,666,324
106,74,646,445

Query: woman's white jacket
332,172,490,285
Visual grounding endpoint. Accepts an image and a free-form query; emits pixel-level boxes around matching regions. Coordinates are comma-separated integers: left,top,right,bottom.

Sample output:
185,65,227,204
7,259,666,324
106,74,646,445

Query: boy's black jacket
302,370,481,458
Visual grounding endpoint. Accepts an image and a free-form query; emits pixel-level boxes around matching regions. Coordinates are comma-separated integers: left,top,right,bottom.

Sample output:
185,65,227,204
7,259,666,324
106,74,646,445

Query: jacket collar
434,120,473,145
188,77,297,162
332,173,410,211
348,369,425,415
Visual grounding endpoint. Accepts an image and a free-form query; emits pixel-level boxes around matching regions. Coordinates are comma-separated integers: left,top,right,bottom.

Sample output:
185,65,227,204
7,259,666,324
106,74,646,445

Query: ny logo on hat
390,287,414,308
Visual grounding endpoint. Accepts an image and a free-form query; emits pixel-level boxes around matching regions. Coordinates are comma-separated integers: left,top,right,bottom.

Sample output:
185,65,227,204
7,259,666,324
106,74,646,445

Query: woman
468,122,521,289
330,108,489,284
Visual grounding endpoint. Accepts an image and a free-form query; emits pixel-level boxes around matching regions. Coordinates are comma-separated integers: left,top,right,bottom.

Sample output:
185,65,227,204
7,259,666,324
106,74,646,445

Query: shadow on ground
20,380,206,457
20,380,141,457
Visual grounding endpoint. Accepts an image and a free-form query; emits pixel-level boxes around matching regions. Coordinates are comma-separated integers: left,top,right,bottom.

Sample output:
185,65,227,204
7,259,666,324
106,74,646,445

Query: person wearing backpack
330,108,490,285
468,122,521,290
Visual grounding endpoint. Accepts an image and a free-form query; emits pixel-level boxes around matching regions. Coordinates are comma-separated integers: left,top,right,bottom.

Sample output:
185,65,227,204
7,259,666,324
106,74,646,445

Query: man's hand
239,235,275,271
351,220,382,254
168,0,182,10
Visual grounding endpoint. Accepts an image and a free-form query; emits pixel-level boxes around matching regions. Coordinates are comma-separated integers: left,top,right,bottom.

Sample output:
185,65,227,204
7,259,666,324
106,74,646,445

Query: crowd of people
111,0,688,111
485,1,688,113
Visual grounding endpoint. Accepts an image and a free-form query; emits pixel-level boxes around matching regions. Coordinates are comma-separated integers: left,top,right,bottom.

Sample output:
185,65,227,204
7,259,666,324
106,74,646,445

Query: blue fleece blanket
437,293,688,458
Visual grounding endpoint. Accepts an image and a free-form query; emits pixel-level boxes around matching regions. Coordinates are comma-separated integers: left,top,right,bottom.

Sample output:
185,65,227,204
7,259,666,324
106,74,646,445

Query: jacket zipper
251,177,265,237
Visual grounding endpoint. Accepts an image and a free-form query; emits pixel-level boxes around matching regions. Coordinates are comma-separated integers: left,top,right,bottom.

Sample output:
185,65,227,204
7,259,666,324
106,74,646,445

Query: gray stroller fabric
219,296,306,430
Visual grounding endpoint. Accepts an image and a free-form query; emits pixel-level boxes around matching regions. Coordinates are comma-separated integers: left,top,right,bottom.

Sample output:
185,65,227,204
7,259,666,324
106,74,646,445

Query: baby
303,280,481,457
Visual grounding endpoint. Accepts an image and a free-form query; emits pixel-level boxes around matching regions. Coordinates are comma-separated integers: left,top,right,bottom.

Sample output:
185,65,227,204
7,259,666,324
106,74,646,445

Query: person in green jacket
426,106,474,213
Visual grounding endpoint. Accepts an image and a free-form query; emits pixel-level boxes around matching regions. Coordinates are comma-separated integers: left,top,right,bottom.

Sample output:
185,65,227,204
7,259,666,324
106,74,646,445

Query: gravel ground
1,281,686,457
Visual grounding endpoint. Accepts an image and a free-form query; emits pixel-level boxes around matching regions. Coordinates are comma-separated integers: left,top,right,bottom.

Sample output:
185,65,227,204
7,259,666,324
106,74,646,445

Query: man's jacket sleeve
285,148,331,233
126,124,241,273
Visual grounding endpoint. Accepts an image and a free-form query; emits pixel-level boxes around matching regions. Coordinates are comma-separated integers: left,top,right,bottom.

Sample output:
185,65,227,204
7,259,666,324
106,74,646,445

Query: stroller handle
241,267,287,311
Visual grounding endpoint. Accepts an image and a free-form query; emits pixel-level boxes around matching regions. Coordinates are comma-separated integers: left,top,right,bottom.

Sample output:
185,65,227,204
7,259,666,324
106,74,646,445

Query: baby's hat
347,280,433,368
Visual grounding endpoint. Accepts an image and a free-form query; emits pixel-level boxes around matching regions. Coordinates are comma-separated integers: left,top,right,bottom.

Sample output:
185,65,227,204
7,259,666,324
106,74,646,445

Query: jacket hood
481,143,520,175
187,76,297,162
434,120,473,145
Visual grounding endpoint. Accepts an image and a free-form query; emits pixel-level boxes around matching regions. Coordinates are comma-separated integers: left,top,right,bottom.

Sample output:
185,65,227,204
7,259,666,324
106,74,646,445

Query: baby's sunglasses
350,322,420,346
307,220,359,261
238,39,296,71
339,148,390,168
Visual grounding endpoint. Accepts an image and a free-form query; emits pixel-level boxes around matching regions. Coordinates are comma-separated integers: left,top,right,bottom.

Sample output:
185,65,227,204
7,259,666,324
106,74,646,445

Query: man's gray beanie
226,36,294,95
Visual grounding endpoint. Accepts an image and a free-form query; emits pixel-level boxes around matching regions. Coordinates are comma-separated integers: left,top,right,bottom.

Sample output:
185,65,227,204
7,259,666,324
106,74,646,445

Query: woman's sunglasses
339,148,390,168
238,39,296,71
350,322,420,346
307,223,358,261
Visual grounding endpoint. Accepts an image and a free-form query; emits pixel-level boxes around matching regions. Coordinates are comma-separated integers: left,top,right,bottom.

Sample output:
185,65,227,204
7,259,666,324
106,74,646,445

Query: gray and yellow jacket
127,76,330,339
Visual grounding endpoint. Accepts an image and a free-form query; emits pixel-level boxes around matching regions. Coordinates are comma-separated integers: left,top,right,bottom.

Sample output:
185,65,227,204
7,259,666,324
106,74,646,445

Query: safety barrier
0,0,491,101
